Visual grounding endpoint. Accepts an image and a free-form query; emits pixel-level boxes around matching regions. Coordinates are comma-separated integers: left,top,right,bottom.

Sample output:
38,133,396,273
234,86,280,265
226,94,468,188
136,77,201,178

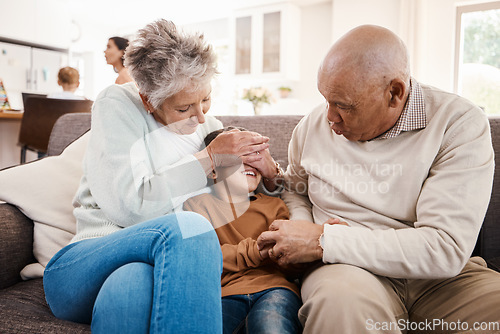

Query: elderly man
258,25,500,333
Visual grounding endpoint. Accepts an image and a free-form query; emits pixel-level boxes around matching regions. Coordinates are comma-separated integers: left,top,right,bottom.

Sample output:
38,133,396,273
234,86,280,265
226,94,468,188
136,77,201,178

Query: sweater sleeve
82,87,221,226
275,200,290,221
281,117,315,222
221,238,263,274
322,109,494,279
220,198,288,274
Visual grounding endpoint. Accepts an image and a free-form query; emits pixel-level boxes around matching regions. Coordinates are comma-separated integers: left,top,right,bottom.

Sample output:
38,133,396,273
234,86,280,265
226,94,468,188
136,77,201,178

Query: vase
253,103,263,115
279,90,290,99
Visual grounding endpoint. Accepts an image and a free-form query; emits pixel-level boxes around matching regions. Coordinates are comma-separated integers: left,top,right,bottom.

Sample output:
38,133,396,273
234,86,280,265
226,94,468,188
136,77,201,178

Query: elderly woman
43,20,282,333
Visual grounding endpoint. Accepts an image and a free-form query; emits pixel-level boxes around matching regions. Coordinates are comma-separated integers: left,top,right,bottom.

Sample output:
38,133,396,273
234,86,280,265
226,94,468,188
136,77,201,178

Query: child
47,67,85,100
184,127,302,334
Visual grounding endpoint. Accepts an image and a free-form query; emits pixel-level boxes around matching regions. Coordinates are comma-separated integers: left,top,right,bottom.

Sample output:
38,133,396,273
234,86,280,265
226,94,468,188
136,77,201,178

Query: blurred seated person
47,67,85,100
104,36,134,85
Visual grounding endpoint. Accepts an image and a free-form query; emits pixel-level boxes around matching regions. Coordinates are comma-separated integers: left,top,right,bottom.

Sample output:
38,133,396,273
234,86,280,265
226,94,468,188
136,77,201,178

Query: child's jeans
222,287,302,334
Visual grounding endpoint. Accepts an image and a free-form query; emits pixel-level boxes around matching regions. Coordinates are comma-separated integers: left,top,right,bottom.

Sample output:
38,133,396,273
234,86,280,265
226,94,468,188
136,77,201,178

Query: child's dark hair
204,126,248,148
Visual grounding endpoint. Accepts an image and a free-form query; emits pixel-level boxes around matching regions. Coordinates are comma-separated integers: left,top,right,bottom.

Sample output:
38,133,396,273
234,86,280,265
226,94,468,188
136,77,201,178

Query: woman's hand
206,129,270,167
245,148,277,180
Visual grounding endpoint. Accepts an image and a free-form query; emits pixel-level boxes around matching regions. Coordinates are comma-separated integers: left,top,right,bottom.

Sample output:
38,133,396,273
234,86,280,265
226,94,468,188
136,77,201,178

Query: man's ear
388,78,407,108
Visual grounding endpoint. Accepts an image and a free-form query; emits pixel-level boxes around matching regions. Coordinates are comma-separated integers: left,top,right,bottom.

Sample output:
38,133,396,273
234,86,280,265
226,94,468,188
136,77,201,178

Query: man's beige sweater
282,83,494,279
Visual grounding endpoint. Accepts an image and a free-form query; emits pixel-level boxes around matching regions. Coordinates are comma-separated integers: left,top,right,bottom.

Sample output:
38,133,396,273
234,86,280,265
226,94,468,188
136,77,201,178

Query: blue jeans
222,287,302,334
43,212,223,334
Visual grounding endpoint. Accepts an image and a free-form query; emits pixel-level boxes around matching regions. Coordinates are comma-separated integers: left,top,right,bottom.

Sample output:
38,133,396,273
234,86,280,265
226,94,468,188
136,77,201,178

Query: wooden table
0,111,25,169
0,110,23,120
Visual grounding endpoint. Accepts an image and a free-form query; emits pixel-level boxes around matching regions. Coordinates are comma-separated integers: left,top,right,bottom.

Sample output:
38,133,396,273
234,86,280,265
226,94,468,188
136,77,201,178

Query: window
232,4,300,80
262,11,281,73
235,16,252,75
454,1,500,114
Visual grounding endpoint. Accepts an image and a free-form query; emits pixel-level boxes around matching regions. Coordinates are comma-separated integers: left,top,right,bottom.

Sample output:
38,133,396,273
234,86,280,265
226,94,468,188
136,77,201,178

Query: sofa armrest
481,116,500,261
486,257,500,272
0,203,35,289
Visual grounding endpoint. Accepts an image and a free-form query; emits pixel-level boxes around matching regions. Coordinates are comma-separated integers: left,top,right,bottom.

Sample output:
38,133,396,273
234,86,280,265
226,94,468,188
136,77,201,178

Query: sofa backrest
215,115,303,170
48,113,500,261
480,116,500,260
47,113,92,156
48,114,304,169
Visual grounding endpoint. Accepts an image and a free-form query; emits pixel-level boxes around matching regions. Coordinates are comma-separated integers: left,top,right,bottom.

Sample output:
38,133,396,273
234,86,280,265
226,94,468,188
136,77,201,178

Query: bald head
320,25,410,87
318,25,411,141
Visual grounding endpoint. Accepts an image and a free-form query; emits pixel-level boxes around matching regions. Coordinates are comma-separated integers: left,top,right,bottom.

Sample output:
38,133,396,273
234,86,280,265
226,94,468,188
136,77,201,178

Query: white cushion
0,132,89,279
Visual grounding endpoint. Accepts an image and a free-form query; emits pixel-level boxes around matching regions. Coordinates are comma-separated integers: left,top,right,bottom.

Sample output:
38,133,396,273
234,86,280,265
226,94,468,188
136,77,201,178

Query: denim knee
136,211,217,242
144,212,221,263
172,211,218,240
92,262,154,333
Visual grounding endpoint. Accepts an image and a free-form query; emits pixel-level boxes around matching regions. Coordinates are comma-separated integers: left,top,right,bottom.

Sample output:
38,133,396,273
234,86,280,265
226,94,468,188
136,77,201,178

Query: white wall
1,0,71,48
0,0,473,104
295,1,332,110
331,0,402,41
413,0,460,91
330,0,463,92
66,0,473,108
70,22,121,100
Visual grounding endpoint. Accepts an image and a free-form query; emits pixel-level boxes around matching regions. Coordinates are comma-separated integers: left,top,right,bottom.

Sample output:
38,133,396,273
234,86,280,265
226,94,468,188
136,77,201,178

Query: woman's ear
139,92,154,114
207,170,217,182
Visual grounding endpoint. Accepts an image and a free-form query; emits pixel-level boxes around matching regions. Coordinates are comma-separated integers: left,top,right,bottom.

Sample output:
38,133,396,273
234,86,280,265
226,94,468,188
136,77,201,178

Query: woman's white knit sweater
71,83,222,242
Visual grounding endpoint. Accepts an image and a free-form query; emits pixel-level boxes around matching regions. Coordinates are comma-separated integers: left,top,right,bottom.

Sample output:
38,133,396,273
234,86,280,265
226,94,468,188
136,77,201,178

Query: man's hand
257,218,348,266
257,220,324,266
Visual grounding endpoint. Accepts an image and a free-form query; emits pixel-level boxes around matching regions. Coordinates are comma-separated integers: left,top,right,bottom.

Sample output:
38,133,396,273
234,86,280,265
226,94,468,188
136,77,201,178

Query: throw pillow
0,132,89,279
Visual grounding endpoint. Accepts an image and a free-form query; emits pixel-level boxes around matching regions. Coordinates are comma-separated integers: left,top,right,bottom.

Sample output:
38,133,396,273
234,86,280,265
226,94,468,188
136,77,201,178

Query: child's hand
323,218,349,226
259,243,273,260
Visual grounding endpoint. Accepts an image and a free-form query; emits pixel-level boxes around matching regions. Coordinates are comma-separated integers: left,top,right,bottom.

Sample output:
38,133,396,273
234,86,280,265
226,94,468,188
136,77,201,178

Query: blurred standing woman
104,36,134,84
43,19,282,333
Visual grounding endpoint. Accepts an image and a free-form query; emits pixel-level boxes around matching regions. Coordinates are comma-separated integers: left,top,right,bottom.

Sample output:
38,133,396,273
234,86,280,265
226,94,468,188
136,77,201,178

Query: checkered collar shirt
377,77,426,140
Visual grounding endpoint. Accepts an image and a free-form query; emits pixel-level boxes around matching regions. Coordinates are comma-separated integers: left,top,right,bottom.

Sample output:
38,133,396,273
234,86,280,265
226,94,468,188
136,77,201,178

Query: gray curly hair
125,19,217,110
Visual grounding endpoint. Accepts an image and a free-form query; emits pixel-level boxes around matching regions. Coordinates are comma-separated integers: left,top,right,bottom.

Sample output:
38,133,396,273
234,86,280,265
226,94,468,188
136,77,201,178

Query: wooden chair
18,97,93,163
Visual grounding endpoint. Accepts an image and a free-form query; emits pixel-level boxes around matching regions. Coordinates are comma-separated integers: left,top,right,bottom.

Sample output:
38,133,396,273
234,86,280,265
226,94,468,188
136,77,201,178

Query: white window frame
454,0,500,94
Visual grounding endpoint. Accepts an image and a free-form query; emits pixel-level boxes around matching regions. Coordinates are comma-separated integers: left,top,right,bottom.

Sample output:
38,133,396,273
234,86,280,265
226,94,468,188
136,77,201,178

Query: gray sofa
1,113,499,333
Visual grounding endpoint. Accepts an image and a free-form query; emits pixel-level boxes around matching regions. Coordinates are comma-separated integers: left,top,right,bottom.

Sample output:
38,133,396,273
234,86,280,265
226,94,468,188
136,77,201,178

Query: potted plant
278,86,292,98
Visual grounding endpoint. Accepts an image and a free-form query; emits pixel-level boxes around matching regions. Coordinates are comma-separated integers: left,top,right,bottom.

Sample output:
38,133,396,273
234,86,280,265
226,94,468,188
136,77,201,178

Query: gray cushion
0,279,90,333
0,204,34,289
47,113,92,156
487,257,500,272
